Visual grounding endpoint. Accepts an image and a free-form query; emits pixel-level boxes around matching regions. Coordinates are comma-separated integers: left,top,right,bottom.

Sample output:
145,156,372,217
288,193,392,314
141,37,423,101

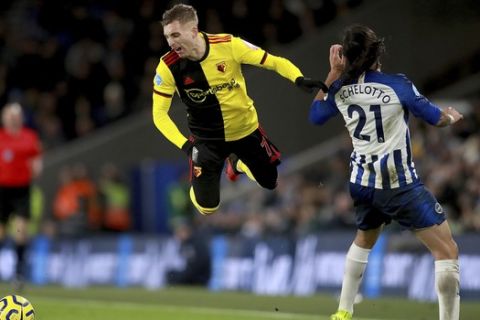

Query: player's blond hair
161,4,198,27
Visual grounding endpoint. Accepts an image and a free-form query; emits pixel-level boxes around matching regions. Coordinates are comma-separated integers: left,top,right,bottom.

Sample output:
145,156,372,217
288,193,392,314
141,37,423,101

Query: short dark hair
341,25,385,83
161,4,198,27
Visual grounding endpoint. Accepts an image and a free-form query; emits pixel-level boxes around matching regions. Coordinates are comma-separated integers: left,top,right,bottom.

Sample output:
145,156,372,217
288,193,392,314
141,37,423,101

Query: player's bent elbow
309,106,329,125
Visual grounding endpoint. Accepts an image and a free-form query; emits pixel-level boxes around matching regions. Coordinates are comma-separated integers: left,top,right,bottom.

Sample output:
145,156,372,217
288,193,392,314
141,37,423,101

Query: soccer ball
0,295,35,320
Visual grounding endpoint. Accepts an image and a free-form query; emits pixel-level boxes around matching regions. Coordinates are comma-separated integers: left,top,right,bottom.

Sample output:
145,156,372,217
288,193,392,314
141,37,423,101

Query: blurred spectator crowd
0,0,362,150
41,162,131,238
2,0,479,238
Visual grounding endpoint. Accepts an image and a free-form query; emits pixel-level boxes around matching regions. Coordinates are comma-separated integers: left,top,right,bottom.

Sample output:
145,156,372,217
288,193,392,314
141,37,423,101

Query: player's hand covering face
329,44,345,73
163,20,198,59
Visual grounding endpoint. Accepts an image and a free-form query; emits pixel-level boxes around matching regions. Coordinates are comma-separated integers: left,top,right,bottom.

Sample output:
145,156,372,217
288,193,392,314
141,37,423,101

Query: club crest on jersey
216,61,226,73
193,166,202,178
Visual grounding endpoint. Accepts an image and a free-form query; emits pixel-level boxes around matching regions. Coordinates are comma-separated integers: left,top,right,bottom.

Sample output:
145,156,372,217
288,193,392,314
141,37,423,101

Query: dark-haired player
309,25,462,320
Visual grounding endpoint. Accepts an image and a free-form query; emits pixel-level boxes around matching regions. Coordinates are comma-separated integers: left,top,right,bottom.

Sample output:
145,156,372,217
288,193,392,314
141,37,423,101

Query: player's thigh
383,183,446,229
233,129,280,188
190,142,225,207
415,220,458,260
350,183,392,232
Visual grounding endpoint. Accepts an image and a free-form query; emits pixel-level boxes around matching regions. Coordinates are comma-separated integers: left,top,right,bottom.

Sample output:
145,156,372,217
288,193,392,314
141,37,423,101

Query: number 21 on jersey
347,104,385,143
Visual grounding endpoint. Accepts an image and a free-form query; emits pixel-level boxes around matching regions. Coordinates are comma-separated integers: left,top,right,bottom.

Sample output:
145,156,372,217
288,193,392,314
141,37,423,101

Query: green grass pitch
0,284,479,320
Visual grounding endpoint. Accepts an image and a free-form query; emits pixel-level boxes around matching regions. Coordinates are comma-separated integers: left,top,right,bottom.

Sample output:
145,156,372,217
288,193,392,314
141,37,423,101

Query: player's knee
432,239,459,260
189,188,219,215
259,180,277,190
447,239,459,259
256,173,278,190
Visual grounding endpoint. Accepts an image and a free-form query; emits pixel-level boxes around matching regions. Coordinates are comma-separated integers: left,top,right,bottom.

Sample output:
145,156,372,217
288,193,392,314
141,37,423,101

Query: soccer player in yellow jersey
153,4,326,215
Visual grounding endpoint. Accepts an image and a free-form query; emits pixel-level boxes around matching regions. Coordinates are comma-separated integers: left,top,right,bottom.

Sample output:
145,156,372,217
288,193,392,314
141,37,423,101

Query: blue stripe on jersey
405,130,417,181
394,149,407,187
368,155,378,187
349,151,356,177
355,154,366,184
380,154,390,189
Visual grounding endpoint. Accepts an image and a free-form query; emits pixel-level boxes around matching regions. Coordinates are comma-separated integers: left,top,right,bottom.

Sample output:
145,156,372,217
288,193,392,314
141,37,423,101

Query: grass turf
0,284,478,320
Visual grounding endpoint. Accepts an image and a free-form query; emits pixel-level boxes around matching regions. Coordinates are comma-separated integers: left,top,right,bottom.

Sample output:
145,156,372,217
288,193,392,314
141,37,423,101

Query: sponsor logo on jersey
154,74,163,86
184,79,240,103
216,61,226,73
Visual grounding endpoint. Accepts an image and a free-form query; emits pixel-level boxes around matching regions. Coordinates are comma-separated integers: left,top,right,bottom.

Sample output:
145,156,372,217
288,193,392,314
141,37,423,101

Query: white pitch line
32,296,380,320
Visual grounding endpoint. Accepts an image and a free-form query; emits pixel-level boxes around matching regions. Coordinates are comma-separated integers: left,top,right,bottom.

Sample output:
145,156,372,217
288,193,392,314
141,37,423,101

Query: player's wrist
326,70,341,85
329,68,342,76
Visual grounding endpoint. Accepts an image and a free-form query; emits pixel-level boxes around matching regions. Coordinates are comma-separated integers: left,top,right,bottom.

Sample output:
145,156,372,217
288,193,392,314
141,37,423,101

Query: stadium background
1,0,480,319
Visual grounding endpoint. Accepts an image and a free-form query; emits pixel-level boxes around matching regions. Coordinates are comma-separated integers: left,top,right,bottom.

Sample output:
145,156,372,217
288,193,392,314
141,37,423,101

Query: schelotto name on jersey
185,79,240,103
339,84,391,104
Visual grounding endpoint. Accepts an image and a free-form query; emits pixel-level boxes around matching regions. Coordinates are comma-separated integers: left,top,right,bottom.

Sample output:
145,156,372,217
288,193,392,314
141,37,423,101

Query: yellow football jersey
152,32,303,149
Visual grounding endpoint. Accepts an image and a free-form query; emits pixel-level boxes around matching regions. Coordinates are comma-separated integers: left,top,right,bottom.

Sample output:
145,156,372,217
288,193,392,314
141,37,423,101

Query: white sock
338,243,371,314
435,259,460,320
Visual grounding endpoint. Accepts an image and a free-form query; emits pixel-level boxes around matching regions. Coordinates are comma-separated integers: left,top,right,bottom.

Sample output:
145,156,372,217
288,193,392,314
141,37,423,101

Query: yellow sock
236,160,256,182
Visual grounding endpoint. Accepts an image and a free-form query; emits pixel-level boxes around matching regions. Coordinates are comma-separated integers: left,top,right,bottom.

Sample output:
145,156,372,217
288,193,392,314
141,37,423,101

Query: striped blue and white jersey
310,71,441,189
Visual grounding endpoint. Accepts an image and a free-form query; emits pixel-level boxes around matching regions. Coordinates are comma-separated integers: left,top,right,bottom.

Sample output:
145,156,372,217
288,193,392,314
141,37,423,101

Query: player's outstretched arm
436,107,464,127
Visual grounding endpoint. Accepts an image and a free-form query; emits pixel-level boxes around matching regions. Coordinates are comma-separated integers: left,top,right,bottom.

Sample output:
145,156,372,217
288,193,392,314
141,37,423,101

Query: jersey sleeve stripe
209,39,232,44
208,35,231,41
153,89,173,98
260,52,268,65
